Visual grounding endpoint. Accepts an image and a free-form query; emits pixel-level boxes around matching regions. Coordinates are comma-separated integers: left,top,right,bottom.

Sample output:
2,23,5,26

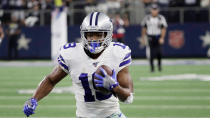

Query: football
94,65,112,95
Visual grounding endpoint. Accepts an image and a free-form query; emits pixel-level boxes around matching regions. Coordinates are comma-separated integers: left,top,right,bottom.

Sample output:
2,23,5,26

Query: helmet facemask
82,32,109,54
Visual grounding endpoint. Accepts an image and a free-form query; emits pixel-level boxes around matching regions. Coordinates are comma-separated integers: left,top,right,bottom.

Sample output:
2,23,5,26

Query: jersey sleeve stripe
59,55,65,62
119,59,131,67
58,60,69,71
123,52,131,60
57,55,69,71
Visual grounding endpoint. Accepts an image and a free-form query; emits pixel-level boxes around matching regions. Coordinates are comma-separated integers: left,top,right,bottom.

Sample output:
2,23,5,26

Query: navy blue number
64,42,76,49
79,73,112,102
79,73,95,102
113,42,126,49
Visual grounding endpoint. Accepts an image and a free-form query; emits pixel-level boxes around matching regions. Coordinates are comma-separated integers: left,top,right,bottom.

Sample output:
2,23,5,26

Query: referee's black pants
147,35,162,72
8,35,19,60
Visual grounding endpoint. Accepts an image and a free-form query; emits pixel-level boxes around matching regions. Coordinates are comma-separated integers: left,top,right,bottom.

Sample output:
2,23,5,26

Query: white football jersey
57,42,132,118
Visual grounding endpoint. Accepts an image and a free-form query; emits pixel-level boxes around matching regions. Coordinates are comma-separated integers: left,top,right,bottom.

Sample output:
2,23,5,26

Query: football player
23,12,134,118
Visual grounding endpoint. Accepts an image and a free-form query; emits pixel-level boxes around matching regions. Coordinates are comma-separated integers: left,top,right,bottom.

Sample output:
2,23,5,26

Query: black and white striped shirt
141,14,167,36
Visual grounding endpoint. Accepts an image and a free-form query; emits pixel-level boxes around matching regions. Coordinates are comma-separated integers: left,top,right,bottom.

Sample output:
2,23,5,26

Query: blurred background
0,0,210,118
0,0,210,59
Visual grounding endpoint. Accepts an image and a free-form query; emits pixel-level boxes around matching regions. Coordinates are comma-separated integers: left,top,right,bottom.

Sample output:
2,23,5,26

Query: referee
141,4,167,72
0,20,4,45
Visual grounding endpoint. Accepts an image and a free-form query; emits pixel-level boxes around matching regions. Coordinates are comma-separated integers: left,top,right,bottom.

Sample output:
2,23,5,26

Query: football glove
94,68,119,90
23,98,38,117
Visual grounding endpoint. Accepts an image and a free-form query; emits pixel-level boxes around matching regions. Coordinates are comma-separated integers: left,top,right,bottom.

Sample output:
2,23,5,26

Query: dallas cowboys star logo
17,34,31,50
200,31,210,47
200,31,210,57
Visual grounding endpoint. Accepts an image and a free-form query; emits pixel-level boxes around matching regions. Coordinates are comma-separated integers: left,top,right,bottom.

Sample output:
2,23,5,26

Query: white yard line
0,117,76,118
128,96,210,100
0,117,209,118
0,59,210,67
140,74,210,81
1,105,210,109
1,81,210,86
134,89,210,92
1,96,210,100
134,82,210,85
0,61,54,67
132,59,210,66
128,117,210,118
2,88,210,93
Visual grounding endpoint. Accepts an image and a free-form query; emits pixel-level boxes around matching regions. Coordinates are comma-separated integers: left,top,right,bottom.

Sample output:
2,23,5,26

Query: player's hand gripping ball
94,65,119,94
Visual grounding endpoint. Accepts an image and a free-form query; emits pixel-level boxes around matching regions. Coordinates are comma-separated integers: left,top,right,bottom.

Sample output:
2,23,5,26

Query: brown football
94,65,113,95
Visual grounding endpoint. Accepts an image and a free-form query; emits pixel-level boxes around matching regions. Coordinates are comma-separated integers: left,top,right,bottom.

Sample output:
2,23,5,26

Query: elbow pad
123,93,134,104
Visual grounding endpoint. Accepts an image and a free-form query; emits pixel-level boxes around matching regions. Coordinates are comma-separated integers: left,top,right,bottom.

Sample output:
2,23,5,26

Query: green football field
0,63,210,118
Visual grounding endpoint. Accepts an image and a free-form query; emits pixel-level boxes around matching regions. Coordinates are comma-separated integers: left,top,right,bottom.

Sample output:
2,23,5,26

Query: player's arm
141,16,147,40
159,16,167,44
159,27,166,44
0,26,4,44
33,65,67,101
23,65,67,117
141,27,147,39
113,66,133,103
141,24,147,46
0,26,4,39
